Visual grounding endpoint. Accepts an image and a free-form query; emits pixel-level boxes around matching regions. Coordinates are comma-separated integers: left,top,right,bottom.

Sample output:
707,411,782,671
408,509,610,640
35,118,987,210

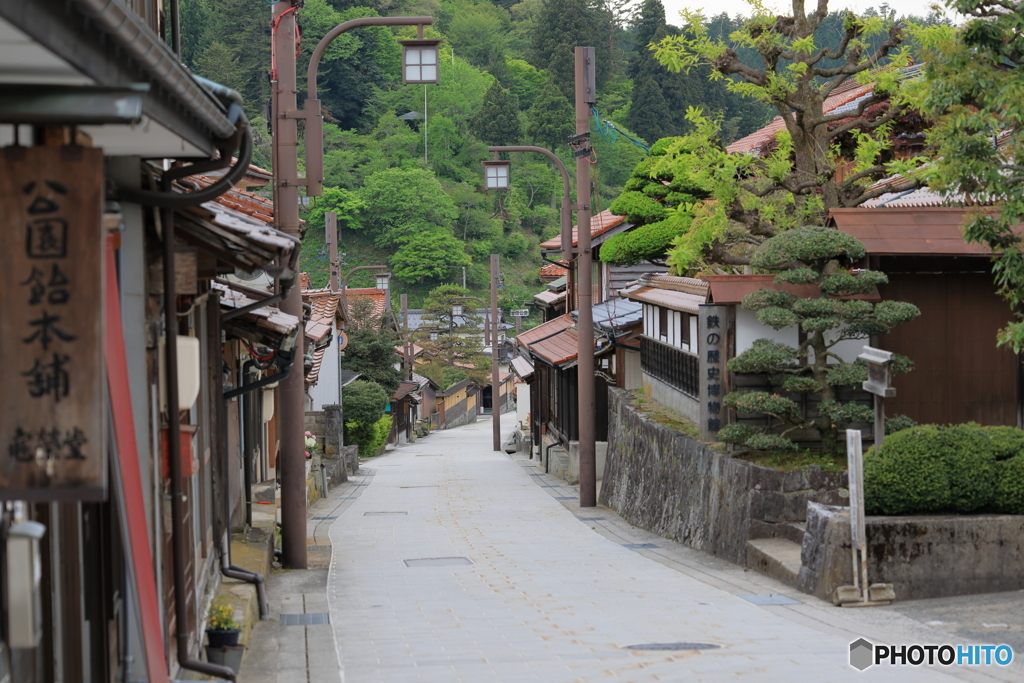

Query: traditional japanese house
0,3,298,680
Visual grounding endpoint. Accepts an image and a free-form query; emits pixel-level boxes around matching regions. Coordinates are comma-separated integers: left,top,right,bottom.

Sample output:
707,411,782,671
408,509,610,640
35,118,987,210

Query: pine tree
530,0,608,100
470,80,524,147
627,73,671,144
525,79,574,151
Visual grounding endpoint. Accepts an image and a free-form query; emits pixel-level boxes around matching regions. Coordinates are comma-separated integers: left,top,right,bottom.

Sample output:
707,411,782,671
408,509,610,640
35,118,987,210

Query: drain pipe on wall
161,181,236,682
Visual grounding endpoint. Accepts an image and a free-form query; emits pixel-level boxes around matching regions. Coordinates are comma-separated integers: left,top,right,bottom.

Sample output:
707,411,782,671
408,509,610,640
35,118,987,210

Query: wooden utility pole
491,254,501,452
575,47,597,507
271,0,306,568
327,211,338,292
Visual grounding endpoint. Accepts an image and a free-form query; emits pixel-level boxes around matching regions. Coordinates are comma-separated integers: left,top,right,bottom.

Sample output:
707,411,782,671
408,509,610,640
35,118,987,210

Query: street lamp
485,67,597,503
482,157,511,190
273,6,439,569
339,265,390,323
397,26,443,84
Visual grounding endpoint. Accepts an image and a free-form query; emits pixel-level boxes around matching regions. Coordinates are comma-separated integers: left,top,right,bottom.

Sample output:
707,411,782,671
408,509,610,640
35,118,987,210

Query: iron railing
641,336,699,398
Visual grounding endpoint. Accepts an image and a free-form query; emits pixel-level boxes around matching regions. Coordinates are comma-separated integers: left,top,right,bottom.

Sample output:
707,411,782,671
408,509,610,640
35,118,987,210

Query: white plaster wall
736,307,799,355
309,338,340,411
737,308,869,364
516,382,530,430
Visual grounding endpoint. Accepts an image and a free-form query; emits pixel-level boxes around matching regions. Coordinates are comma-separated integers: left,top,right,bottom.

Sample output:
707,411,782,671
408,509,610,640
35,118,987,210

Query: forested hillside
180,0,941,305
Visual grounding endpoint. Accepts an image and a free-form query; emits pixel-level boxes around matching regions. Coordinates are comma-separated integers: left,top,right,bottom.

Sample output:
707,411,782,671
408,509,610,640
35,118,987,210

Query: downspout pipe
221,362,269,619
161,178,236,681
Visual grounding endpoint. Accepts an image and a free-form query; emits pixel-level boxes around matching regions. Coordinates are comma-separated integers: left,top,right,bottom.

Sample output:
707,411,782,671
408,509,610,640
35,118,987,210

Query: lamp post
456,265,501,452
272,7,438,568
484,76,597,507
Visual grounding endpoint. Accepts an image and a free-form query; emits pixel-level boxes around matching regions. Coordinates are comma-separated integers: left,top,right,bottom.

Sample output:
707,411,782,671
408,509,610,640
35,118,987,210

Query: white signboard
846,429,866,547
510,309,530,317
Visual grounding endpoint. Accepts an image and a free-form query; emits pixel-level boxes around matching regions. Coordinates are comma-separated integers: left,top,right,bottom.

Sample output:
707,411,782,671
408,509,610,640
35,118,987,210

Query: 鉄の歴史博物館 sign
0,145,106,501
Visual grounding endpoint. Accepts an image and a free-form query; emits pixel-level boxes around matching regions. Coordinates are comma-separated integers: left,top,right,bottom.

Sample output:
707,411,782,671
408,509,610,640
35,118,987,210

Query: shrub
346,414,393,457
864,426,951,515
994,455,1024,514
863,423,1024,515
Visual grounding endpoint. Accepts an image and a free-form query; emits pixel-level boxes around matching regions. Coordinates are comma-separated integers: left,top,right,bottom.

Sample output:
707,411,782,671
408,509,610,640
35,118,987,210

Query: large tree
530,0,609,99
525,78,575,150
470,80,524,146
919,2,1024,350
651,3,924,271
358,167,459,248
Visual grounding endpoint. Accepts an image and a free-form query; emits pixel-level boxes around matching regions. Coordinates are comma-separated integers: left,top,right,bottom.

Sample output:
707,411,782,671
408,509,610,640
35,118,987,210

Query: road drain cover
404,556,473,567
282,613,330,626
623,643,720,651
363,511,407,516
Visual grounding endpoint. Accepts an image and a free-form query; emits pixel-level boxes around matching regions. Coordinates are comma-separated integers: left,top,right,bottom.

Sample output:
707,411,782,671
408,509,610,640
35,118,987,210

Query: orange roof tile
193,176,275,224
530,327,579,366
343,288,387,318
302,290,341,384
539,209,626,251
539,260,570,282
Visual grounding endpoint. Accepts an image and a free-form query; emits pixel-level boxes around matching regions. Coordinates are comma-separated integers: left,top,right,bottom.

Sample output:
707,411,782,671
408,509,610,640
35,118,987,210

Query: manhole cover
623,643,720,651
281,613,330,626
404,556,473,567
622,543,659,550
740,594,802,606
363,511,408,516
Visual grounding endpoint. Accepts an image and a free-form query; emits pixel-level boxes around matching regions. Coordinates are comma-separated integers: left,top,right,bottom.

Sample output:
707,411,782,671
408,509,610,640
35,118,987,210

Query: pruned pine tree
719,228,919,453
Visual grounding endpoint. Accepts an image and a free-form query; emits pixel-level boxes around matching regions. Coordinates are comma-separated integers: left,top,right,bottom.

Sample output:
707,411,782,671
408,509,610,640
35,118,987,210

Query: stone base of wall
442,408,477,430
799,502,1024,601
601,388,847,566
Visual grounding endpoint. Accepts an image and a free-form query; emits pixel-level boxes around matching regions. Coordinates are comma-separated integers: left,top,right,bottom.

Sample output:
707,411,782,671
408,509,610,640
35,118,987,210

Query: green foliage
524,78,574,151
347,415,392,457
470,80,523,146
358,168,459,248
390,230,471,283
885,414,917,435
206,601,240,631
599,215,692,266
342,380,390,425
995,456,1024,515
863,424,1024,515
342,324,403,395
723,228,919,452
530,0,609,99
917,3,1024,350
608,191,668,224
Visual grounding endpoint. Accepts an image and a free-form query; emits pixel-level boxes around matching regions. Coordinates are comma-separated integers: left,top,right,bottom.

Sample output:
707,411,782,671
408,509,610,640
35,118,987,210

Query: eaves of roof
539,210,627,251
515,314,574,350
703,273,881,304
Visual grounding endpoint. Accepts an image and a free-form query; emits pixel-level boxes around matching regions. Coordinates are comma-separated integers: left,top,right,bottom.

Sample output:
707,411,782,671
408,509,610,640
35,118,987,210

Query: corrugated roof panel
530,327,579,366
830,207,1005,255
703,274,881,303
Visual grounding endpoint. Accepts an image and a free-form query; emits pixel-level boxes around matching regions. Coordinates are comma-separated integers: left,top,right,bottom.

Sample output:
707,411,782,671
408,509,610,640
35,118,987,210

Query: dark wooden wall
879,267,1019,426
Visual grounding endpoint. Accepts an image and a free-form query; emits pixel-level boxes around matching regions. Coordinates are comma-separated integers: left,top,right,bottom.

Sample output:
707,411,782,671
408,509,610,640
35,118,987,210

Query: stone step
745,537,802,590
779,521,806,545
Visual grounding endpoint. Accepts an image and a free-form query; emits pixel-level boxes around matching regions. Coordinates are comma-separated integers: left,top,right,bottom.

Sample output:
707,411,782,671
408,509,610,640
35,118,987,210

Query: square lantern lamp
482,159,510,190
452,304,463,317
376,272,391,290
398,38,443,84
430,331,439,341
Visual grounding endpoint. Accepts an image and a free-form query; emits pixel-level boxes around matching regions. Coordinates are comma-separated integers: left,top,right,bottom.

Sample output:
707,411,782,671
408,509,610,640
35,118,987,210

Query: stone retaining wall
799,502,1024,601
600,388,848,565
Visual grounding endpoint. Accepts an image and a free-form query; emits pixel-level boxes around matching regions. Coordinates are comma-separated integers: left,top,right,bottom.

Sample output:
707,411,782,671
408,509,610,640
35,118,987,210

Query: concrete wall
641,373,700,424
799,502,1024,601
601,388,848,565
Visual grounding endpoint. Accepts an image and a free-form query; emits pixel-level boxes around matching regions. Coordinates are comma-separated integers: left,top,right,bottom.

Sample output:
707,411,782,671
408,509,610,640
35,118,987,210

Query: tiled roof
530,327,580,367
516,314,574,350
621,273,709,314
193,176,274,224
539,209,627,251
703,274,881,304
395,343,425,357
343,288,388,318
302,290,341,384
591,298,643,335
540,260,570,282
510,355,535,381
860,187,952,208
534,289,567,306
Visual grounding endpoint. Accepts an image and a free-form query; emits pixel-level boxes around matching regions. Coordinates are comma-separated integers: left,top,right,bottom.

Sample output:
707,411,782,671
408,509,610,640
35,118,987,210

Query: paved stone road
317,419,1024,683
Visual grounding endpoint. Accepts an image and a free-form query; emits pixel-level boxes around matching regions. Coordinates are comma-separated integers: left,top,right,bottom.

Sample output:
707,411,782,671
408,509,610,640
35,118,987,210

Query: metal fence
641,336,699,398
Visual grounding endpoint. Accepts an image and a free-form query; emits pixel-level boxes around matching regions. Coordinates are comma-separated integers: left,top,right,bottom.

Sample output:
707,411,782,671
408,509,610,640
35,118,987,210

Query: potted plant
205,601,241,648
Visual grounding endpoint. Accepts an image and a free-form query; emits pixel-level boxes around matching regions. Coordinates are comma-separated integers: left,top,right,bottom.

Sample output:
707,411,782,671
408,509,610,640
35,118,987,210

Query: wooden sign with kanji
0,145,106,501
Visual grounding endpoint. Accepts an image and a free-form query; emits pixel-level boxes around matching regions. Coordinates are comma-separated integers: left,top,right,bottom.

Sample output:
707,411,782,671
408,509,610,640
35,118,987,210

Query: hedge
863,423,1024,515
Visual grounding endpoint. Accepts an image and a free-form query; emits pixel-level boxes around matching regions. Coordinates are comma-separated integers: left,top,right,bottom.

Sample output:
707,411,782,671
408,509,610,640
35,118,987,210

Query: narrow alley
240,419,1024,683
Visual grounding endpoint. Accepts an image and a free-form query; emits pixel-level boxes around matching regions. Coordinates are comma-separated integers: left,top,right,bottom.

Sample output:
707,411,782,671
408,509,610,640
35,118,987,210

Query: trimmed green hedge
864,423,1024,515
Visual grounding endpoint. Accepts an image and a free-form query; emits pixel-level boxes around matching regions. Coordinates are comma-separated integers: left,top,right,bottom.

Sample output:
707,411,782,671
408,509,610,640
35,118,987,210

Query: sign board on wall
0,146,106,501
698,304,729,441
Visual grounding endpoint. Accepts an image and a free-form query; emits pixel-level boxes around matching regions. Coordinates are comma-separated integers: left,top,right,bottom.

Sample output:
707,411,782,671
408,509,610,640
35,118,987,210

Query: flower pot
206,644,245,672
206,628,240,648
